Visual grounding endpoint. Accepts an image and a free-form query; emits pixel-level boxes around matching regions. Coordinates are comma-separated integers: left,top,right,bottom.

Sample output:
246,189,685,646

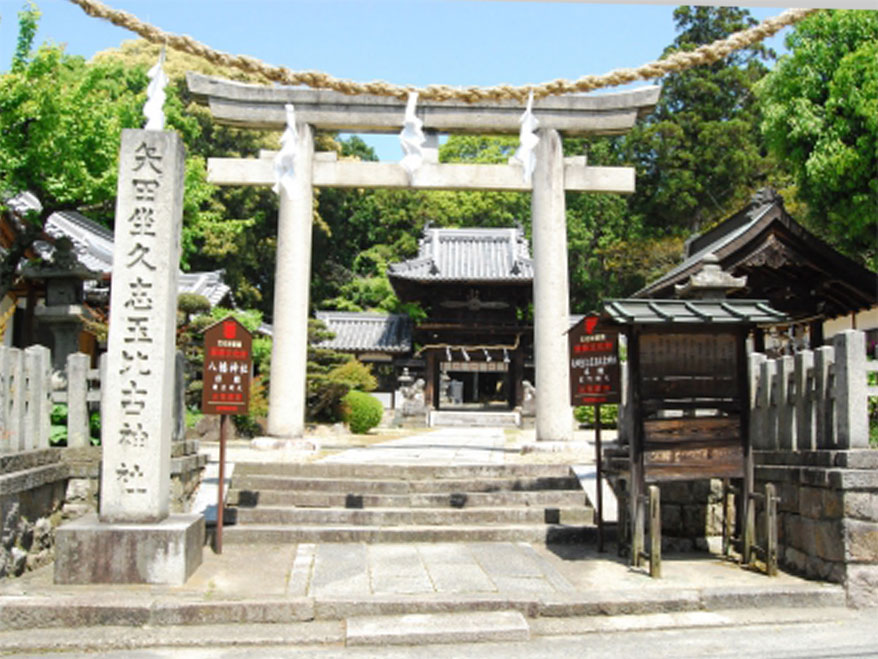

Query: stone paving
0,424,848,647
318,427,510,465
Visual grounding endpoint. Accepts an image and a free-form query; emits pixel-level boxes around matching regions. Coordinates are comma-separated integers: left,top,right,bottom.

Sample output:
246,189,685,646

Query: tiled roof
41,209,230,307
315,311,412,353
388,227,533,282
178,270,232,308
602,298,788,326
44,211,115,275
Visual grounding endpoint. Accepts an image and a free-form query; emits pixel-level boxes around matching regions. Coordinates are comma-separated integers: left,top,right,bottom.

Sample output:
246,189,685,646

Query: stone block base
53,513,203,585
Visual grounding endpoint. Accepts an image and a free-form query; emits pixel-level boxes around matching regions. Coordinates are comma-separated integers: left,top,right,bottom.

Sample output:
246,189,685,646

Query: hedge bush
339,390,384,434
574,404,619,428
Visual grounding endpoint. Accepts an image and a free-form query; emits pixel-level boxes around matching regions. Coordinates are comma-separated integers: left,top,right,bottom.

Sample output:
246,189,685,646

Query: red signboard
568,315,621,406
201,316,252,415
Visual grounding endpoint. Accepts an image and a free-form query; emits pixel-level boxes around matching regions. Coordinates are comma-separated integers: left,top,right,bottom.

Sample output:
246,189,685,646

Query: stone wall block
778,482,799,514
814,519,845,562
844,492,878,522
805,555,837,581
845,519,878,562
798,517,818,556
846,564,878,608
798,486,824,519
820,488,844,519
784,545,807,573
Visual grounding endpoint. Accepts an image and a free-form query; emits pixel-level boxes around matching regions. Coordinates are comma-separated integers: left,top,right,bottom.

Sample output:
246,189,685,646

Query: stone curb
0,583,846,632
0,606,857,653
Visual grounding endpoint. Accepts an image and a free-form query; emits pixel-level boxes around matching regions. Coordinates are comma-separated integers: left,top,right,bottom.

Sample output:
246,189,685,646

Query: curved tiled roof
602,298,788,325
388,227,533,282
315,311,412,353
43,210,230,307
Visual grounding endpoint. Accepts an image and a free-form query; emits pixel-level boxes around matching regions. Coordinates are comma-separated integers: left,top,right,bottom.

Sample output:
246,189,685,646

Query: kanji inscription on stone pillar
100,129,184,523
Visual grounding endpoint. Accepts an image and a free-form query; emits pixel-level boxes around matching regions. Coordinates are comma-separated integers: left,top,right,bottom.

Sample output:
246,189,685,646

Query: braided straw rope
68,0,817,102
0,297,17,339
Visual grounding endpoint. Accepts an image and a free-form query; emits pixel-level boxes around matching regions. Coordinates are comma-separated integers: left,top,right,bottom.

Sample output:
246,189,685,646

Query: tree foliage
756,10,878,269
626,6,777,235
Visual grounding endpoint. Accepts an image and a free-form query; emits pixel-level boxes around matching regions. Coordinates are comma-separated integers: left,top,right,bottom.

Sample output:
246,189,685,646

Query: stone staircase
223,462,594,543
428,410,521,428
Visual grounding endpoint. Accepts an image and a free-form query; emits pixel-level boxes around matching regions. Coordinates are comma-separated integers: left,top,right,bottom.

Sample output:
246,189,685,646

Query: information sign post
202,317,252,553
568,315,620,552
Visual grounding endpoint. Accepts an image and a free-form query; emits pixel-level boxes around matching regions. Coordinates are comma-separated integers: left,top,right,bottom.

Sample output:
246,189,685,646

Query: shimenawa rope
67,0,817,103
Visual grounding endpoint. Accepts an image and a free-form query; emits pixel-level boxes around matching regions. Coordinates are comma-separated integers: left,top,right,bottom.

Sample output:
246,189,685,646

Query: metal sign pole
216,414,227,554
595,403,604,553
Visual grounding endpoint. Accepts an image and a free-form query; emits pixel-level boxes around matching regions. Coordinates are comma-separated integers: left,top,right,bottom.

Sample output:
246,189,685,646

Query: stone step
428,410,521,428
228,488,589,509
231,461,574,479
232,474,581,495
234,505,594,526
220,523,595,544
346,610,529,646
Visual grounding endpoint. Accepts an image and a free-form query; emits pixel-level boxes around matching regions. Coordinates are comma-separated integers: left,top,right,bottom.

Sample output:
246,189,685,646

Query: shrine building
314,225,537,413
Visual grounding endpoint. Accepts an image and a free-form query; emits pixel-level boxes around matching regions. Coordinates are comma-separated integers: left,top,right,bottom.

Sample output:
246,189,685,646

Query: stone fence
0,346,52,453
1,347,102,452
750,330,877,607
1,347,205,579
750,329,872,451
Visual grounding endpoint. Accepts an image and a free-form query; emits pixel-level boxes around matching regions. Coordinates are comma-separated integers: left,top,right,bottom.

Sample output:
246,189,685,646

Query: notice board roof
601,298,788,326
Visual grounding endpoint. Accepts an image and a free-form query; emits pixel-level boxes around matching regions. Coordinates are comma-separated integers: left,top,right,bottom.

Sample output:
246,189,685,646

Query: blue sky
0,1,796,159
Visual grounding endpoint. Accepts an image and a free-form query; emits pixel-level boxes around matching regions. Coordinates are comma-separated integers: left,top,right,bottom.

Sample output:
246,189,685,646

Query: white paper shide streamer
273,104,298,196
143,47,169,131
511,91,540,185
399,92,426,181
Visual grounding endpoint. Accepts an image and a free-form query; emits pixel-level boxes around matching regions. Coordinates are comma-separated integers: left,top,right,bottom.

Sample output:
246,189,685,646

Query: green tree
756,10,878,269
626,5,777,235
0,5,145,299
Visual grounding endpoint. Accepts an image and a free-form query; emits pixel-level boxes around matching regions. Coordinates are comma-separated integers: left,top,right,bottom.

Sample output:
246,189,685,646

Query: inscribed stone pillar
100,129,184,523
531,128,572,441
267,123,314,438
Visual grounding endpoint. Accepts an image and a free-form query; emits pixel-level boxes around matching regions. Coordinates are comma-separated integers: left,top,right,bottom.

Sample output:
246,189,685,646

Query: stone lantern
23,237,100,373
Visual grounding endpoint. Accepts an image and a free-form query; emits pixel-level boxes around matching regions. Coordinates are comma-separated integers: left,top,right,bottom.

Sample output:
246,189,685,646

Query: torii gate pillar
268,123,314,438
532,128,572,441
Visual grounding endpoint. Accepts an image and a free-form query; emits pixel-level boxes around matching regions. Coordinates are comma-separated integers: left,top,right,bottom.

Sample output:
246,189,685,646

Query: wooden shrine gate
187,73,659,441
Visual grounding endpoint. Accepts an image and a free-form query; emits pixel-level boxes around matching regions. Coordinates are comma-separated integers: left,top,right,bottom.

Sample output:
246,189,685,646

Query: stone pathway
318,427,510,465
290,541,576,599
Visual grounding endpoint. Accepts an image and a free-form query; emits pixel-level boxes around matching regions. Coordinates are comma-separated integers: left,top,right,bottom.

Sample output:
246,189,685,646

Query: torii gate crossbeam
187,73,660,442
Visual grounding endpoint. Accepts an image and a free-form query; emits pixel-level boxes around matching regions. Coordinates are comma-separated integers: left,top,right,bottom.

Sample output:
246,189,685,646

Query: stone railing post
749,352,766,449
776,355,795,450
0,346,23,452
833,330,868,449
67,352,91,448
794,349,815,451
760,358,778,450
24,345,51,450
814,346,834,448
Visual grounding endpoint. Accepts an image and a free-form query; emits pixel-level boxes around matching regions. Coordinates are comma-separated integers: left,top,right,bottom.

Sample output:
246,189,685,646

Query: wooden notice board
201,316,252,416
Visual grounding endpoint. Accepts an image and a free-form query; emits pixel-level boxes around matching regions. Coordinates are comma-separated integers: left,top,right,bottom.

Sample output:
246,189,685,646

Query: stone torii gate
187,72,659,442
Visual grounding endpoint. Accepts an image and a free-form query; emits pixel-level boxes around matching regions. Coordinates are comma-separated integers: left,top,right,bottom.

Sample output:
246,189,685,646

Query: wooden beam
187,72,661,136
207,156,636,193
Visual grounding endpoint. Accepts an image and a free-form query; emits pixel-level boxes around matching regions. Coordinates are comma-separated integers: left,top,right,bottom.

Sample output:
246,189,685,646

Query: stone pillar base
53,513,203,585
